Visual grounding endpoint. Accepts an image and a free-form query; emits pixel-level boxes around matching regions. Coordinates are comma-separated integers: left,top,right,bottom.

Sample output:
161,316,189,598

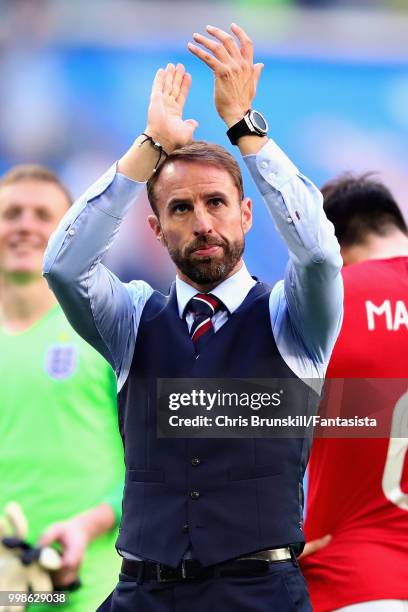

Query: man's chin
181,259,228,285
170,241,244,287
189,254,220,267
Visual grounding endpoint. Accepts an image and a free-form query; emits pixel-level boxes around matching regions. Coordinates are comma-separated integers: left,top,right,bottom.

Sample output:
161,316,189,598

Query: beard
166,233,245,286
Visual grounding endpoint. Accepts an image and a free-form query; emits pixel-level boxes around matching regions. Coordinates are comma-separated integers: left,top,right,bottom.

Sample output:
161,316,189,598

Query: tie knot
187,293,222,317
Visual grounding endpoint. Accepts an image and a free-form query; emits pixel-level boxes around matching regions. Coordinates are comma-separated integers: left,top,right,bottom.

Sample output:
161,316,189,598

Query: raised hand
119,62,198,180
145,63,198,153
188,23,264,128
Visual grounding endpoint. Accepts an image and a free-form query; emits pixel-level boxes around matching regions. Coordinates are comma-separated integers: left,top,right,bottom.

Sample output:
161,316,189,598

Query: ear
241,197,252,234
147,214,165,246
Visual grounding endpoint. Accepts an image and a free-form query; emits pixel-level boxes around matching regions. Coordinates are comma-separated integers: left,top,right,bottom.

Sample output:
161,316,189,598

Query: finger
300,534,332,558
151,68,165,96
253,62,264,89
164,63,176,95
315,534,332,550
185,118,199,138
62,544,82,568
55,531,84,567
176,72,192,105
192,32,232,65
206,25,240,60
230,22,253,62
38,525,61,547
187,42,225,73
172,63,186,99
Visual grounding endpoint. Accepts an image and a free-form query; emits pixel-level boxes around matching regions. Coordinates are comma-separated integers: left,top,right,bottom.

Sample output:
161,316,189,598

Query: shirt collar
176,262,256,319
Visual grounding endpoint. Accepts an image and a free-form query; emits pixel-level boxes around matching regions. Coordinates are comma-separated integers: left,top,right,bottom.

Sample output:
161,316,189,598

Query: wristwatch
226,110,268,145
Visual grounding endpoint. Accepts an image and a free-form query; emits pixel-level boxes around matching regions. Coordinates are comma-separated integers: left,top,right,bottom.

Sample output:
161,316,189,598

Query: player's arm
189,24,343,370
38,503,116,588
43,64,198,387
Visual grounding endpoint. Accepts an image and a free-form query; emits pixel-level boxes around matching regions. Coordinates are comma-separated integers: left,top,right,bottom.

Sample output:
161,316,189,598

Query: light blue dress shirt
43,138,343,393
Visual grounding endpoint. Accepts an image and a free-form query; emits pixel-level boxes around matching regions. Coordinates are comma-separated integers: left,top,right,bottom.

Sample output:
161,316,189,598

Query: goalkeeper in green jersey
0,165,125,611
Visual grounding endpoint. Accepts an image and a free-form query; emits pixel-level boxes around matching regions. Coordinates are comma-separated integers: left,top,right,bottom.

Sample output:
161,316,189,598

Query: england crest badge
44,344,78,380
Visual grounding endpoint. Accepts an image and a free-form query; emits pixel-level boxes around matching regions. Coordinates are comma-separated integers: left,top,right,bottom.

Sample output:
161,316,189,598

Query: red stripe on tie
196,293,219,310
192,319,212,341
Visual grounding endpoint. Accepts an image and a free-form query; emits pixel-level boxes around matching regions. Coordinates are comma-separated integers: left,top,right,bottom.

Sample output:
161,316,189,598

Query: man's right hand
145,63,198,154
118,63,198,182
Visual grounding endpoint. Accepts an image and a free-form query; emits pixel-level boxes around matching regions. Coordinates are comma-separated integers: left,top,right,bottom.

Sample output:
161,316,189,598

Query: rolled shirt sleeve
43,164,153,391
244,139,343,376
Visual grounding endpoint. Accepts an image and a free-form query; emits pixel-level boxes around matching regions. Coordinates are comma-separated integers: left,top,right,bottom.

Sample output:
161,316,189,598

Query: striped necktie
186,293,223,355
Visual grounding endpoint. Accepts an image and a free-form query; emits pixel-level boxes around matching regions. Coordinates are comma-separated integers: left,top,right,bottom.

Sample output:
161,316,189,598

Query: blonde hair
0,164,71,205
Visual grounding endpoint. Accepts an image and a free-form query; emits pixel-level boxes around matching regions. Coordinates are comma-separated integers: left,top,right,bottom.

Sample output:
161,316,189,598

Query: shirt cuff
85,162,146,220
243,138,299,193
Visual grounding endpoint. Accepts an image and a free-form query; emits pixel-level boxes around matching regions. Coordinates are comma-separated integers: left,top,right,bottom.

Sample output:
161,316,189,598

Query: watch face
250,111,268,133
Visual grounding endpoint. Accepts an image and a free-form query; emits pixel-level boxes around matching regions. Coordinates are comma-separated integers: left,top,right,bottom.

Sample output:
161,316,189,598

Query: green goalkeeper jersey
0,304,124,611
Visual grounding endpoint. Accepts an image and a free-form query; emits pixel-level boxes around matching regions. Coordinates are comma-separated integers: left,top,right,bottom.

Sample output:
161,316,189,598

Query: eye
172,203,190,214
208,198,224,208
2,206,20,220
36,209,52,221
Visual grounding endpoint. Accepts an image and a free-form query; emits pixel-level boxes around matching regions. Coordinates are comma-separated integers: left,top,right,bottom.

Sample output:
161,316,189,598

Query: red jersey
301,257,408,611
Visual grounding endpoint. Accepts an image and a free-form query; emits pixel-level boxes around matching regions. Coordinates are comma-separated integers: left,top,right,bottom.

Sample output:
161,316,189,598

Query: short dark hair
147,141,244,215
321,173,407,247
0,164,71,205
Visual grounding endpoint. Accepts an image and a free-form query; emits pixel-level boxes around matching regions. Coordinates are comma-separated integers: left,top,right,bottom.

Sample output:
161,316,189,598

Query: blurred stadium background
0,0,407,291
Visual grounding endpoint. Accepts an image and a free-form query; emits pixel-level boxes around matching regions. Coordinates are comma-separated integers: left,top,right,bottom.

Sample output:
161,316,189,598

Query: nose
192,206,213,236
16,210,34,232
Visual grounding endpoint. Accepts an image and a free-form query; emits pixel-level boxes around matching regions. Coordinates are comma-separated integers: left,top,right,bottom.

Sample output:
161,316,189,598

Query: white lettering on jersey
394,300,408,331
366,300,408,331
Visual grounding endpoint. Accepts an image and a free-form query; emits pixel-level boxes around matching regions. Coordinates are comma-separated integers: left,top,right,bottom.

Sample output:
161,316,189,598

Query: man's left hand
188,23,264,128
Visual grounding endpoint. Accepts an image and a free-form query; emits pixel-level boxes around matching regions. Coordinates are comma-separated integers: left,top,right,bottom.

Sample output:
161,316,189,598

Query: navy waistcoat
116,281,316,567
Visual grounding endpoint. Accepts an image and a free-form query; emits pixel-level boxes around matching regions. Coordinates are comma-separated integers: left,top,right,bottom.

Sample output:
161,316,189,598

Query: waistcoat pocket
128,469,165,482
228,465,282,481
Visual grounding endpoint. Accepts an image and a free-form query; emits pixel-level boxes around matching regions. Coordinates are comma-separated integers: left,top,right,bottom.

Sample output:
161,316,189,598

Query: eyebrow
166,191,228,209
3,201,48,209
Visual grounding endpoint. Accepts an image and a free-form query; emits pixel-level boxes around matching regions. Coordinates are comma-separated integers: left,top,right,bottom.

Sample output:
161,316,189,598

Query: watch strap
226,110,267,145
226,114,252,146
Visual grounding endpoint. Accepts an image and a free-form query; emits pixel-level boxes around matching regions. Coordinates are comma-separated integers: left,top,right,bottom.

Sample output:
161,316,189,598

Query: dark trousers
96,559,311,612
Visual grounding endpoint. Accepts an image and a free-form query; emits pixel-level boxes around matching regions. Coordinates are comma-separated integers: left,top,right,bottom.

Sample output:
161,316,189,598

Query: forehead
0,179,69,211
154,161,239,205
